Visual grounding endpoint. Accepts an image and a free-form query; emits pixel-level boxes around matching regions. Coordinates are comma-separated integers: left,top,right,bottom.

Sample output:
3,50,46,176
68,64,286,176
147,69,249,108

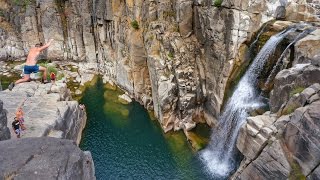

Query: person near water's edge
8,39,54,90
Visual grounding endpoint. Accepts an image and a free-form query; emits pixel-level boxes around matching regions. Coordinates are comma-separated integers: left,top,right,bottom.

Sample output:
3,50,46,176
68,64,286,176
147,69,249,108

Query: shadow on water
79,77,210,180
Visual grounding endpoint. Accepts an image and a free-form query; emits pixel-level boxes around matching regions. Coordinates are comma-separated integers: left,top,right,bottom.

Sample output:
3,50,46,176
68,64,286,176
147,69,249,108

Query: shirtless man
8,39,54,90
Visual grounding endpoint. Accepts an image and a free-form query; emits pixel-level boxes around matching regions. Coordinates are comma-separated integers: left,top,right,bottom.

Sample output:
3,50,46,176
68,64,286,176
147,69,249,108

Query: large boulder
0,81,86,144
236,112,277,160
285,2,320,22
234,140,291,180
0,137,95,180
294,29,320,66
270,64,320,113
0,100,10,141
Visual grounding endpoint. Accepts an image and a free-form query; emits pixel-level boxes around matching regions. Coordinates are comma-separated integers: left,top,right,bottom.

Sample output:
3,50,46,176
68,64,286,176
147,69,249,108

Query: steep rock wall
0,0,318,132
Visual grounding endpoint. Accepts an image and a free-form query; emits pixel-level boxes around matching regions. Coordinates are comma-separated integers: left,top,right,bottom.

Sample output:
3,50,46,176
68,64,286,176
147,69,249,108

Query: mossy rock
104,83,117,90
289,161,306,180
289,87,305,97
118,97,130,105
186,131,209,151
185,123,211,151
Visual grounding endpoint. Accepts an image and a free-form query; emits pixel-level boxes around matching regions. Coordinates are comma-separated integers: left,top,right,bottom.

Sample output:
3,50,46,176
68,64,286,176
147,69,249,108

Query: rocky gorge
0,0,320,179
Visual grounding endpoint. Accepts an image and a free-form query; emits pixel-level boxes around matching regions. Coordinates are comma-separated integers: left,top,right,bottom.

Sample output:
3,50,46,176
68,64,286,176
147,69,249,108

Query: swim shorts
15,129,20,135
24,65,39,74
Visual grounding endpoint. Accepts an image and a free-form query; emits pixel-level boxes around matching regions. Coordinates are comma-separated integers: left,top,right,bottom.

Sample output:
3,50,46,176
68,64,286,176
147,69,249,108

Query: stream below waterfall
79,77,210,179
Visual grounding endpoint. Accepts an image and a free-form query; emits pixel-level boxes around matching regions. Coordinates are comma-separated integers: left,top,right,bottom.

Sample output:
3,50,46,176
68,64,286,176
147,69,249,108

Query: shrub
289,87,305,97
12,0,34,7
213,0,223,7
168,52,174,59
0,10,4,17
131,20,139,30
37,61,63,80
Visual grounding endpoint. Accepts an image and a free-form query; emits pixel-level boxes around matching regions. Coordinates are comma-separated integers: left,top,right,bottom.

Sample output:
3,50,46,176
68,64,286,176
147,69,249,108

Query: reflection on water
79,77,210,179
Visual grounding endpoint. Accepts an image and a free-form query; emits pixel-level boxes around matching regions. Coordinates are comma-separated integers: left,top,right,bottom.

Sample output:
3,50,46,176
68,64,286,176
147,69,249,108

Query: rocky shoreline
0,77,96,179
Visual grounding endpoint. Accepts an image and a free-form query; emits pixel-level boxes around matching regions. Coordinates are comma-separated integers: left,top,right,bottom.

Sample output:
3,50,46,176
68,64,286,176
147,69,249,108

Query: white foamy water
199,29,294,178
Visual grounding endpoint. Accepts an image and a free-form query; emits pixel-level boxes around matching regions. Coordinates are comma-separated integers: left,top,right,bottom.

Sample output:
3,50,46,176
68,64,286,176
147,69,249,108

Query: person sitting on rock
8,39,54,90
16,107,26,130
12,117,21,138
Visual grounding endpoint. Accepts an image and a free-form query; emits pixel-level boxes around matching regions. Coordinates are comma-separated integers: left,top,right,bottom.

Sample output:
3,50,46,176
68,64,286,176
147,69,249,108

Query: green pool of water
79,78,209,179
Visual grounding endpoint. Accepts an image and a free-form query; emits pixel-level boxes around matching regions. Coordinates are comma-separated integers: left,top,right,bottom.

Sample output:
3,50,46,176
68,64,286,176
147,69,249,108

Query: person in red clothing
50,72,56,85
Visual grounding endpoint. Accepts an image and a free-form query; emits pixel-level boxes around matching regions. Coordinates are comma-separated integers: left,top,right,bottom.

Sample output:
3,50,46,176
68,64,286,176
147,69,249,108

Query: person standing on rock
12,117,21,138
8,39,54,90
16,107,26,130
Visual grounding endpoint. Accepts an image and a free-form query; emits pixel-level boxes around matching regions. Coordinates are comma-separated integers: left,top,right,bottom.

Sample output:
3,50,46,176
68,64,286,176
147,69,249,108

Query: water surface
80,78,209,179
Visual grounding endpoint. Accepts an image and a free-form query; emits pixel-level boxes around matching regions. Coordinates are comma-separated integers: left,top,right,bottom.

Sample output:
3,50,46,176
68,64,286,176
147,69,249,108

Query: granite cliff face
0,0,318,132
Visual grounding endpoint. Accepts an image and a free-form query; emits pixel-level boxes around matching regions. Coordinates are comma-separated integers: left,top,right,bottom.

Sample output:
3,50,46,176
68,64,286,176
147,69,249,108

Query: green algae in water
79,77,210,179
186,123,211,151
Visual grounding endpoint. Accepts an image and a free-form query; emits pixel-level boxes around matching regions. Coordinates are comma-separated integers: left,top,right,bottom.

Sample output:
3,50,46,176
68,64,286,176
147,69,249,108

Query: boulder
270,64,320,113
280,83,320,115
234,140,290,180
236,113,277,160
285,2,319,22
294,29,320,66
118,94,132,104
283,101,320,175
275,6,286,20
0,137,95,180
0,100,10,141
0,81,86,145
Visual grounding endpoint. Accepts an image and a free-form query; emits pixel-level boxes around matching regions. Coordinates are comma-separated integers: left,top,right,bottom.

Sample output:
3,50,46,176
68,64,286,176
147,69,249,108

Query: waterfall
264,28,315,86
199,28,294,178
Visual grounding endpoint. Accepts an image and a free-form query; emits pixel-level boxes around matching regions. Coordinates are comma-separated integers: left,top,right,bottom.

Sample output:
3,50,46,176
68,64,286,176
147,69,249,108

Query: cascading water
200,28,294,178
265,28,315,86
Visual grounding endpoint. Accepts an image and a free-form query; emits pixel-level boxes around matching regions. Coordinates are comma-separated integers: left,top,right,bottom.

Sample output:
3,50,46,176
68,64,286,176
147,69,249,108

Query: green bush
0,10,4,17
131,20,139,30
37,61,63,81
289,87,305,97
168,52,174,59
12,0,34,7
214,0,223,7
